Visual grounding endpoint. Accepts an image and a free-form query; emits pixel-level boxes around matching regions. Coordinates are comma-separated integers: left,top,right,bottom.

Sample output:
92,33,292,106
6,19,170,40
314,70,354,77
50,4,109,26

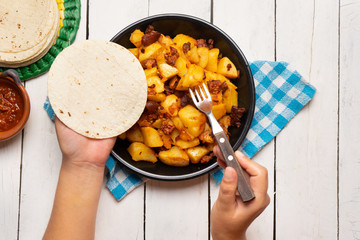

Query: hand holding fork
189,83,255,202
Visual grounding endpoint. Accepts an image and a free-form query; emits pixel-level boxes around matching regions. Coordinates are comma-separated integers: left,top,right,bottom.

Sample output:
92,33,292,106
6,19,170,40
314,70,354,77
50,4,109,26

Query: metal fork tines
188,83,223,134
189,83,255,202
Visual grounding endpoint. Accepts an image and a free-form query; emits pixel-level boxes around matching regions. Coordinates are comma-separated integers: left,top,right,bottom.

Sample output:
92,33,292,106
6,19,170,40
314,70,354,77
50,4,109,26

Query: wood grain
144,1,211,239
211,0,275,239
88,0,148,239
18,1,88,238
339,0,360,239
276,0,338,239
2,0,359,239
0,135,22,240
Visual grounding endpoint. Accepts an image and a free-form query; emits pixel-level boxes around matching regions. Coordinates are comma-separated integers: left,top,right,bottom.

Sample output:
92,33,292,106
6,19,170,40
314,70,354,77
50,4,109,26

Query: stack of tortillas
48,40,147,139
0,0,60,68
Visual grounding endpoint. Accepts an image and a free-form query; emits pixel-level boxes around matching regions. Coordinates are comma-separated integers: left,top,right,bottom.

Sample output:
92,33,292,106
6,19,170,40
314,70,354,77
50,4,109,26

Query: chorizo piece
230,106,246,128
165,46,179,66
142,31,161,46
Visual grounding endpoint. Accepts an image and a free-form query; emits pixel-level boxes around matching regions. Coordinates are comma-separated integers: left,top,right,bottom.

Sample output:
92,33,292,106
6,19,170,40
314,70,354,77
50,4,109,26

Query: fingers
216,166,238,211
213,146,227,169
235,151,268,196
235,151,265,177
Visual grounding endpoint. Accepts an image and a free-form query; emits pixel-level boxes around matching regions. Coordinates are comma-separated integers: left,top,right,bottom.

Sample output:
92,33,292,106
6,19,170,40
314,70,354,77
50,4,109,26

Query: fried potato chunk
127,142,157,163
159,146,190,167
141,127,163,147
178,105,206,137
185,146,210,164
217,57,239,79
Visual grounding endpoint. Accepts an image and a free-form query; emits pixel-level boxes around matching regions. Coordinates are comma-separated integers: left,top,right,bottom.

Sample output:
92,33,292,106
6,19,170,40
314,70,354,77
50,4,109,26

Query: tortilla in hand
48,40,147,139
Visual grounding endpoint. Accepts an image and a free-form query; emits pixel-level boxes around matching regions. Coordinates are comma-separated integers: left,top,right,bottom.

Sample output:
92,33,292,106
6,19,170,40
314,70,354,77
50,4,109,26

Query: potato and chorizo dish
120,25,245,167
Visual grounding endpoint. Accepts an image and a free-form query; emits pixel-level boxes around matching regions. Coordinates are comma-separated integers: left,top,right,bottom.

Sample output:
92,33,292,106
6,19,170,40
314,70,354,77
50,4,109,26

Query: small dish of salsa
0,81,24,131
0,70,30,141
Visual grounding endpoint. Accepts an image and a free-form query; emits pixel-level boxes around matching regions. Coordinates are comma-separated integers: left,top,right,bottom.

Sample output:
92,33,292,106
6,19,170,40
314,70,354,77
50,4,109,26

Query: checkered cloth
44,60,316,200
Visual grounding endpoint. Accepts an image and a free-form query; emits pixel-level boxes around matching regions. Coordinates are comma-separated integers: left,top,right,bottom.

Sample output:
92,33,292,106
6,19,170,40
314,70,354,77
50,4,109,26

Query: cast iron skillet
110,13,255,180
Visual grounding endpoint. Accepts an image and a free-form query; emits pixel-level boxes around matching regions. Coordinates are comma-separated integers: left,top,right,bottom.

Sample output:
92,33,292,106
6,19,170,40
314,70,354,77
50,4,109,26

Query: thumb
217,167,238,211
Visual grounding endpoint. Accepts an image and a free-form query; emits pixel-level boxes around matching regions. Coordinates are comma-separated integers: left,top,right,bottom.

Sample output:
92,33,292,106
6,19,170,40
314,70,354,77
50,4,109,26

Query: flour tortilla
0,0,57,53
48,40,147,139
0,28,58,67
0,0,59,65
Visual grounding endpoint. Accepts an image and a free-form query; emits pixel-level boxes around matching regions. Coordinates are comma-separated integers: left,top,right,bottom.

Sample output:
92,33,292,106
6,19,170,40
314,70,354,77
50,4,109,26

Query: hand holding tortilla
47,40,147,139
54,117,116,167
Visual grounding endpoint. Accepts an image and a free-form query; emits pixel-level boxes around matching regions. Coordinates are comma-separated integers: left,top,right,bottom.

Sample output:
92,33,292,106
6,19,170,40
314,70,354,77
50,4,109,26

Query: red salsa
0,81,24,131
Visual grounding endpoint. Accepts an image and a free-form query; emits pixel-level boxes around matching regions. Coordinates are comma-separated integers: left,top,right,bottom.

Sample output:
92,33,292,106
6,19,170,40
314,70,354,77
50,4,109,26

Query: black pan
110,13,255,180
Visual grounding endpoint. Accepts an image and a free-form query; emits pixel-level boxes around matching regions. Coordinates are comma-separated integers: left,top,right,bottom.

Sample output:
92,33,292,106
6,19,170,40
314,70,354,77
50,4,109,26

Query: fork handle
214,131,255,202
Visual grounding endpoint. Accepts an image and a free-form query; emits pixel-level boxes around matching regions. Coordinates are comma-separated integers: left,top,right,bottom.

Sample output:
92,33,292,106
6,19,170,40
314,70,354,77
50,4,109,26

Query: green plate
0,0,81,81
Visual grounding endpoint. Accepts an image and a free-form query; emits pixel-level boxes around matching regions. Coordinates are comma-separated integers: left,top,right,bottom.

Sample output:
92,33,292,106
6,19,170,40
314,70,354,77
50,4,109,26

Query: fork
189,83,255,202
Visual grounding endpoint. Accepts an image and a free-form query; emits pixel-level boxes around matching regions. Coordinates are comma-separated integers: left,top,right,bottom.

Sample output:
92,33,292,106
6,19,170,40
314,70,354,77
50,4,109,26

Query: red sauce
0,81,24,131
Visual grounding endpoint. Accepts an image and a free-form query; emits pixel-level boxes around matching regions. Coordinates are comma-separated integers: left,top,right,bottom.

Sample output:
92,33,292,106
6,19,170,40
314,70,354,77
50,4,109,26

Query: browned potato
212,103,227,120
178,129,195,141
170,129,180,142
171,116,184,130
144,67,158,78
158,146,190,167
205,48,219,72
174,57,188,77
130,29,144,47
178,105,206,137
128,48,139,58
219,115,231,130
185,146,210,164
141,127,163,147
204,70,218,82
173,34,197,50
223,84,238,113
151,118,163,129
197,47,209,68
217,57,239,79
175,138,200,149
126,125,143,142
147,93,166,102
139,42,162,62
186,46,200,64
158,34,173,48
161,94,181,117
127,142,157,163
211,92,223,105
159,132,173,149
180,64,204,88
147,76,164,93
158,62,178,79
225,78,238,89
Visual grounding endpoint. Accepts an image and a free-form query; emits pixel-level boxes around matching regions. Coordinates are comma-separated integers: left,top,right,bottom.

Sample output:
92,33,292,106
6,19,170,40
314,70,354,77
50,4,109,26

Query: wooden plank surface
339,0,360,239
145,1,211,239
87,1,148,239
0,135,22,240
275,0,338,239
17,1,88,239
211,0,275,239
2,0,360,239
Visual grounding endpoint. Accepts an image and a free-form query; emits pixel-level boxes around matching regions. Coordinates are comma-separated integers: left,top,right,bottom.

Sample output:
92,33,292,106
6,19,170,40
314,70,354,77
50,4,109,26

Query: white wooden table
1,0,359,239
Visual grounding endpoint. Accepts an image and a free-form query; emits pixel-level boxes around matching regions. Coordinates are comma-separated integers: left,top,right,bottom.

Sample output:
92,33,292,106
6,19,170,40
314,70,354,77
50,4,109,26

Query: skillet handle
214,131,255,202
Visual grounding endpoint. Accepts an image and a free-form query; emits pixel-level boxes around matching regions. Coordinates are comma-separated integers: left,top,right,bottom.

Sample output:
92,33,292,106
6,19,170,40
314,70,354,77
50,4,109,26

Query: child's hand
55,118,116,168
44,118,116,239
211,147,270,240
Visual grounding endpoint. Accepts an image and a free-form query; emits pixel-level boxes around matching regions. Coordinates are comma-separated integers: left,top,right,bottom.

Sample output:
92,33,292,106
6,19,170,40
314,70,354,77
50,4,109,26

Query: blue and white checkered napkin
44,60,316,200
